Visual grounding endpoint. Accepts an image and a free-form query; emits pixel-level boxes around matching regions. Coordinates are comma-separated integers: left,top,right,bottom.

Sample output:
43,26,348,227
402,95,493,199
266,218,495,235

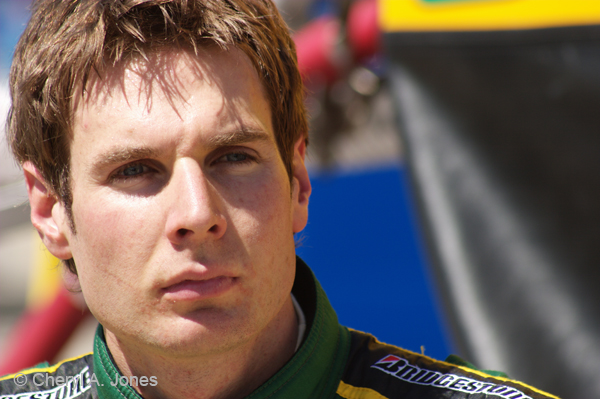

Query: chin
147,312,254,357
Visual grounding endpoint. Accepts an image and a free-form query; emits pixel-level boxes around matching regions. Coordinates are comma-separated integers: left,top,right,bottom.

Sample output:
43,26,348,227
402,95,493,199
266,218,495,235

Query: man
1,1,558,398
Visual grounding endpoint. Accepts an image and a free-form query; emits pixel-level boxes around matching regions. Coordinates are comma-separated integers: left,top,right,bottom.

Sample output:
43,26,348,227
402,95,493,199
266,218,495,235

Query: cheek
69,195,165,326
227,176,293,242
69,194,161,284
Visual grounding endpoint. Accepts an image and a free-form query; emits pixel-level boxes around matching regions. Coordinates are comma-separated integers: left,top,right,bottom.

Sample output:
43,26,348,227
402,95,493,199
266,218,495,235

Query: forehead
75,46,266,118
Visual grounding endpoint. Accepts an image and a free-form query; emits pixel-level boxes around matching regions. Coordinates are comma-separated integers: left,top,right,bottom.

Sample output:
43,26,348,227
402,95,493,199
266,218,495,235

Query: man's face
60,47,309,356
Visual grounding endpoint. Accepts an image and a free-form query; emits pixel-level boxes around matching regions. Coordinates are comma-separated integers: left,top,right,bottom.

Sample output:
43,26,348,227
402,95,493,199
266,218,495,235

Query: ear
291,137,311,233
23,161,73,260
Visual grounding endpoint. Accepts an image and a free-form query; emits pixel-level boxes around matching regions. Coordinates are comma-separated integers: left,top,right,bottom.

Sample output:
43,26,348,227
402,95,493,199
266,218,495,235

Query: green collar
93,257,351,399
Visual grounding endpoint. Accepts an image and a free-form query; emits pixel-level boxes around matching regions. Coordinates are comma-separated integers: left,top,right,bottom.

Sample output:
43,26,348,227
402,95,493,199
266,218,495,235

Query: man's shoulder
337,329,559,399
0,353,95,398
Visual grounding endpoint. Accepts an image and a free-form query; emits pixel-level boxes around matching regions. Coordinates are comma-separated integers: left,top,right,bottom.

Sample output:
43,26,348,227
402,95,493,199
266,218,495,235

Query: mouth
161,276,238,301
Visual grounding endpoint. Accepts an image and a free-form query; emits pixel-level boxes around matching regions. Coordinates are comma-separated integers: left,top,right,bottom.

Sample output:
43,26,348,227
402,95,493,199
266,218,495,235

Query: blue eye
226,153,248,162
110,163,154,183
211,150,258,168
214,152,256,165
121,164,148,176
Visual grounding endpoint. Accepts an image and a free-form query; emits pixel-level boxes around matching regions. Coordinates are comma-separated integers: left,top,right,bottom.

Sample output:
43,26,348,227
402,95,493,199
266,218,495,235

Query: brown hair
7,0,307,274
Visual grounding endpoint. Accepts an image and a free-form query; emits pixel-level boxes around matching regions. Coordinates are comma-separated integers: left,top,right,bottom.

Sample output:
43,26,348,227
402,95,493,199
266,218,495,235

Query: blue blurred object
307,0,339,19
297,163,452,360
0,0,31,75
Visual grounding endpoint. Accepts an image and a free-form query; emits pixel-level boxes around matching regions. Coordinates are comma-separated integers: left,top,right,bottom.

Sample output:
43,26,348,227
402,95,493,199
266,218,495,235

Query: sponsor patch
372,355,531,399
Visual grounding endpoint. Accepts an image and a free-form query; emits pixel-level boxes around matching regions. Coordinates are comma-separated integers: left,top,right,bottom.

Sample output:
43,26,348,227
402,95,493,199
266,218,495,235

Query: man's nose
165,160,227,244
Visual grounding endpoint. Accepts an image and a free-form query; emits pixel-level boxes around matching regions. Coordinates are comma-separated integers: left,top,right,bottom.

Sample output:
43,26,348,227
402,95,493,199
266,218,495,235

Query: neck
104,296,298,399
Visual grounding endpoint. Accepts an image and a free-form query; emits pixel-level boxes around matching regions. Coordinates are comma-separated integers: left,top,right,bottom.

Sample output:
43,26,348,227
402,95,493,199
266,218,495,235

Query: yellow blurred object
379,0,600,32
26,232,62,311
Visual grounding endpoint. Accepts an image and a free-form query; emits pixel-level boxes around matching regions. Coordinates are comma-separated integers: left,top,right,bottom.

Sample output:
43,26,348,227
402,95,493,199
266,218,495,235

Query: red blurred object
0,288,89,376
294,15,342,85
294,0,380,86
346,0,380,62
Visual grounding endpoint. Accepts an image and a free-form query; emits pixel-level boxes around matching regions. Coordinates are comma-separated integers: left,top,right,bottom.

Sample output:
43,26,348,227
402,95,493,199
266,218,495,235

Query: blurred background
2,1,600,398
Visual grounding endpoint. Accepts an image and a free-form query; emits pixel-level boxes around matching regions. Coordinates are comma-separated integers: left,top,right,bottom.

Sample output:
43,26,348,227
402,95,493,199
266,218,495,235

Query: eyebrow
206,128,272,148
92,146,160,170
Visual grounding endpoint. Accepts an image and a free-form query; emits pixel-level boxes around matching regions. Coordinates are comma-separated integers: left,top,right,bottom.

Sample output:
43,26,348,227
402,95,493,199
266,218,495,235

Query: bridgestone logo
372,355,532,399
1,366,92,399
